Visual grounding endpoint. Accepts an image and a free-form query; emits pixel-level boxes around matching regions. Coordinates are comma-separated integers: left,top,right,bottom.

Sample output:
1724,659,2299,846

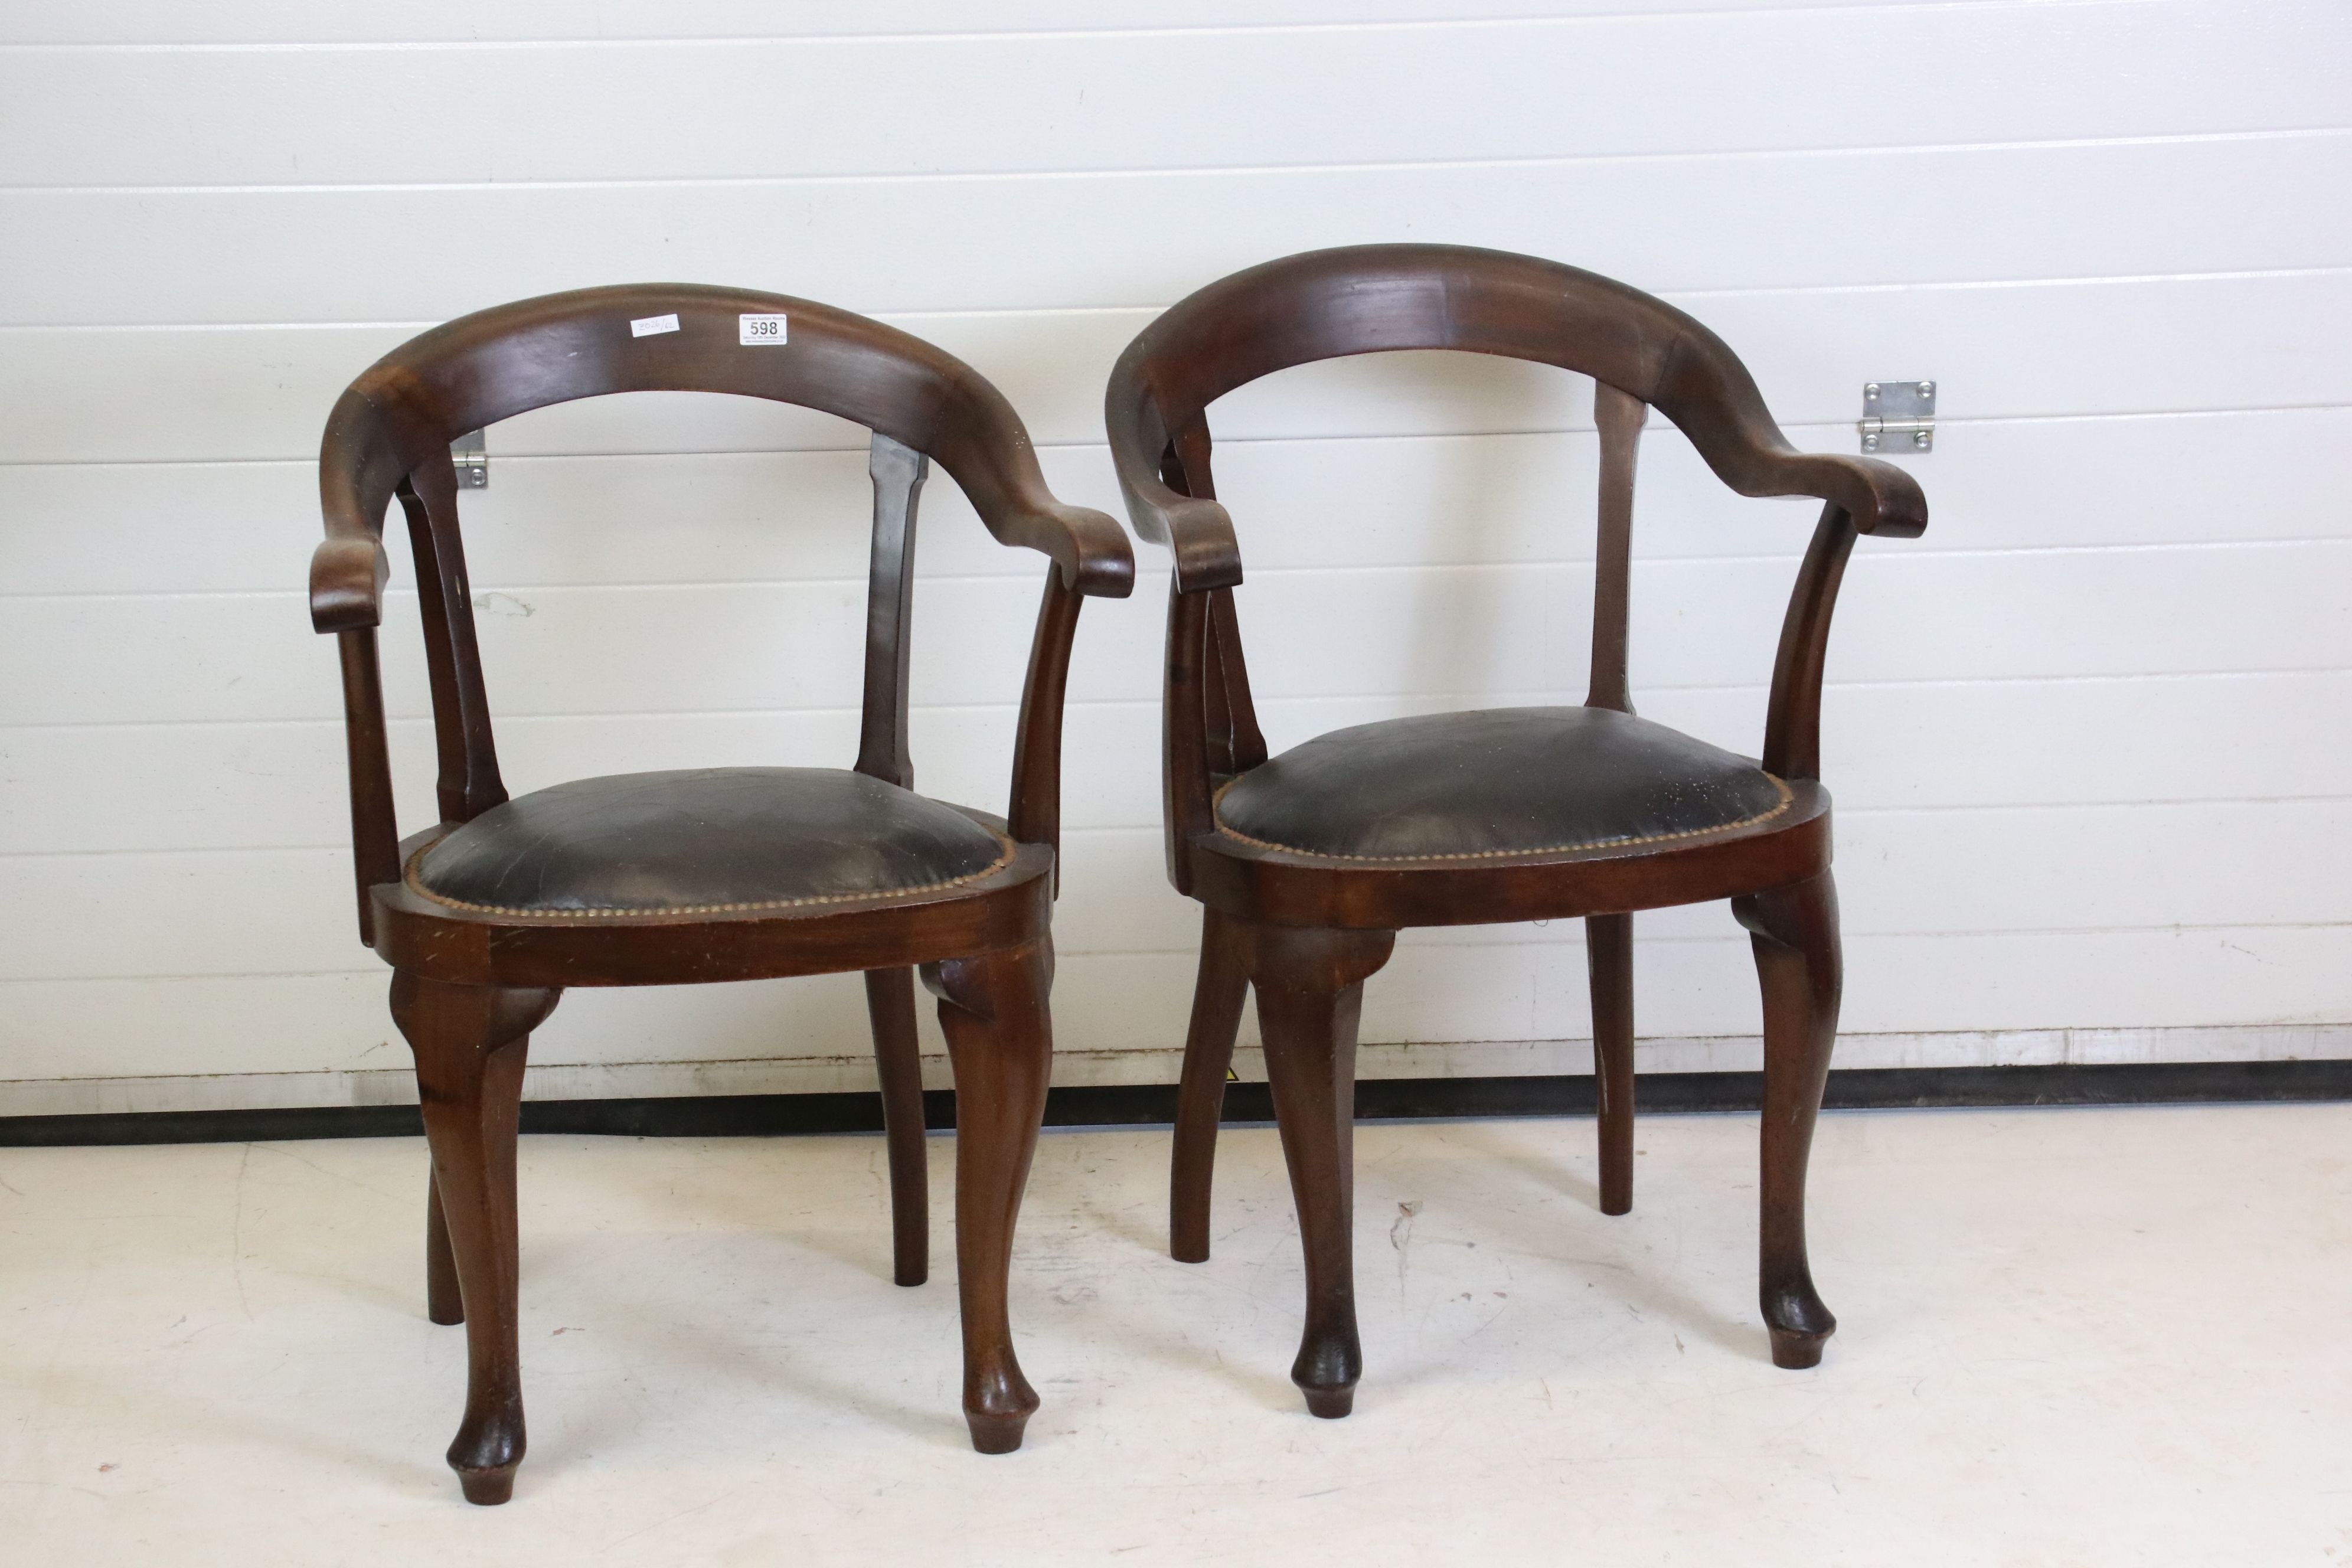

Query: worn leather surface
413,767,1009,914
1214,707,1790,861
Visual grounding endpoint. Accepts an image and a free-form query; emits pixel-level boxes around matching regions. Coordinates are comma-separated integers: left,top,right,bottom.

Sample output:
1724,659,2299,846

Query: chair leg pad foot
1599,1196,1631,1217
966,1409,1032,1455
427,1304,465,1327
1171,1242,1210,1265
455,1464,518,1505
1300,1384,1357,1420
894,1266,927,1288
1769,1328,1830,1370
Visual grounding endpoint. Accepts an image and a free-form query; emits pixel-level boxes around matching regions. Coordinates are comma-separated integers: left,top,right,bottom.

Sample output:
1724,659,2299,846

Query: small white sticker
629,313,680,338
739,313,789,346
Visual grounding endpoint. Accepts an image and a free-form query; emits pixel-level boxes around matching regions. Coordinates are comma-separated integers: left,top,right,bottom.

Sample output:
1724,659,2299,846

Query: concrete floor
2,1103,2347,1565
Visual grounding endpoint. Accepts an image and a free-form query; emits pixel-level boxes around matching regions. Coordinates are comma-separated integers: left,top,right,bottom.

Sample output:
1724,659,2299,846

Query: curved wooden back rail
1105,243,1927,1420
315,283,1132,942
1108,243,1924,591
311,285,1131,1502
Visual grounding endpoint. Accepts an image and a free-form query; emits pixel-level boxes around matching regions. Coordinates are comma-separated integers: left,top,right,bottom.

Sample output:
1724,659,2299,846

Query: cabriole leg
865,966,931,1287
390,972,559,1505
1170,907,1249,1263
1733,871,1843,1369
1237,923,1395,1419
425,1167,462,1325
926,940,1054,1454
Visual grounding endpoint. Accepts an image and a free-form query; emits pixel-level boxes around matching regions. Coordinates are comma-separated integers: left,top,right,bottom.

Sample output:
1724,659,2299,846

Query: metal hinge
452,429,488,488
1858,381,1935,454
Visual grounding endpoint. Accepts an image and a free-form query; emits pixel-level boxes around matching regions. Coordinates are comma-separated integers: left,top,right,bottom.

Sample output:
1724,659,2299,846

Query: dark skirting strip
5,1059,2348,1148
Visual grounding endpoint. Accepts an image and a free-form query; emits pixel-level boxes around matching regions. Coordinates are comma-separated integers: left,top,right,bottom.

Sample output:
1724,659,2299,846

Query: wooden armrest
1103,355,1241,593
995,499,1137,599
1758,451,1929,539
1649,333,1928,540
920,377,1135,597
310,535,390,632
1118,484,1240,594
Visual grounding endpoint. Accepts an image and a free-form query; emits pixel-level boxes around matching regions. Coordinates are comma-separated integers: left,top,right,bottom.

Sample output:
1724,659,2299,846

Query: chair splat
398,457,507,824
1586,383,1647,715
857,433,930,790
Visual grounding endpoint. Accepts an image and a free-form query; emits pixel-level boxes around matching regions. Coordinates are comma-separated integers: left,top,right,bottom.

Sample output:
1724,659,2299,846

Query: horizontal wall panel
6,922,2350,1086
1832,802,2352,943
7,409,2351,599
8,540,2347,730
1667,925,2352,1038
0,2,1898,48
0,972,394,1082
5,271,2347,468
0,847,369,981
1802,672,2352,812
6,798,2348,985
11,671,2348,857
12,132,2350,325
1383,924,2352,1044
2,3,2335,188
1229,542,2352,703
9,538,2348,730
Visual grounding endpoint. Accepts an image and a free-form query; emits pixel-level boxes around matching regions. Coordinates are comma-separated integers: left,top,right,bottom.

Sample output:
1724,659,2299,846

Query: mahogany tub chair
1105,244,1926,1417
309,285,1132,1501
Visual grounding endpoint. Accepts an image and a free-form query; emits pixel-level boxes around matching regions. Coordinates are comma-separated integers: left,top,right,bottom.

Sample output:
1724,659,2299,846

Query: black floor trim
4,1059,2348,1148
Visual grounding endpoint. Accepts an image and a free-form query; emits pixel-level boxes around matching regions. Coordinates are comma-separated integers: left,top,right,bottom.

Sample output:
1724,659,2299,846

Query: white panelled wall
2,2,2348,1115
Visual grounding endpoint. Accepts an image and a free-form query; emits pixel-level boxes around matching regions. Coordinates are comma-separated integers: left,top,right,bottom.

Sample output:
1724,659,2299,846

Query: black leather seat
410,767,1011,917
1214,707,1791,863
